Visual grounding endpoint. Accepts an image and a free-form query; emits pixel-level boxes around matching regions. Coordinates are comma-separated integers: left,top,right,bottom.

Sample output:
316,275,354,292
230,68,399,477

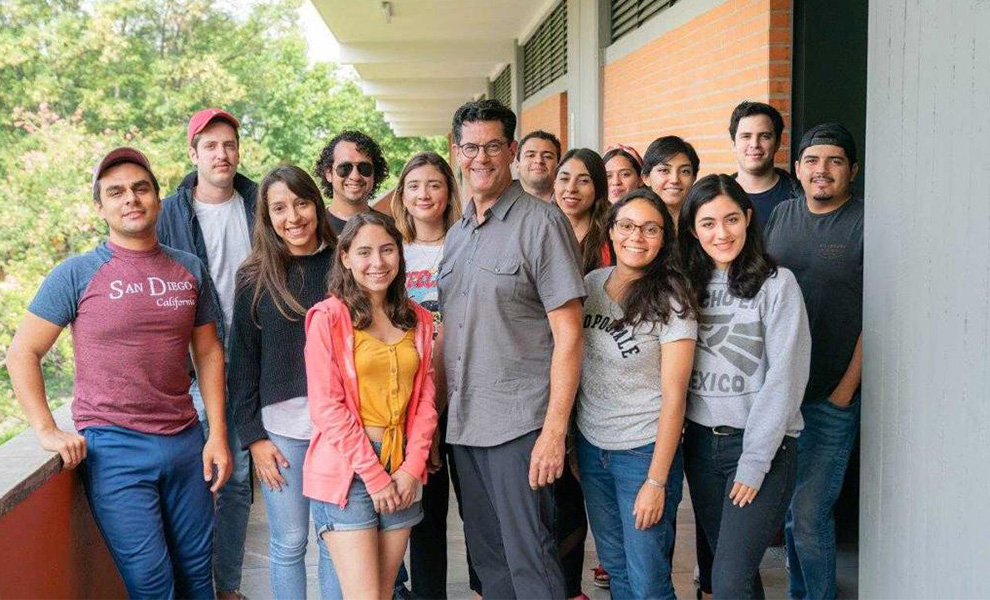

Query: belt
712,425,744,436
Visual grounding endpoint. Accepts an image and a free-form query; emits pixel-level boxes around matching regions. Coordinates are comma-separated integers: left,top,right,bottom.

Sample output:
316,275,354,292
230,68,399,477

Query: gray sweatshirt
687,267,811,489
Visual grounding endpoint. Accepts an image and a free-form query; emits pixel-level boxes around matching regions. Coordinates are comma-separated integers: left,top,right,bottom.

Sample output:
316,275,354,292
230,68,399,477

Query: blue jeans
81,425,214,599
785,395,861,599
191,379,252,593
262,432,340,599
577,432,683,600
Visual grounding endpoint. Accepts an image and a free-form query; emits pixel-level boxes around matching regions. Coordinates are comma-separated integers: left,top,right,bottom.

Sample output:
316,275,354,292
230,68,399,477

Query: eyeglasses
614,219,663,239
458,140,507,159
335,161,374,178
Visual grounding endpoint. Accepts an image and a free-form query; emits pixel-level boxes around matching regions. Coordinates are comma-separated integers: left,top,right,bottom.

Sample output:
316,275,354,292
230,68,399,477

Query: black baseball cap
797,123,857,165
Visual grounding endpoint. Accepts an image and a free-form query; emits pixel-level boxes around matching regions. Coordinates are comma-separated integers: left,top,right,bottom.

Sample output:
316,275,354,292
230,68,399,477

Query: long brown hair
327,212,417,330
608,188,697,329
237,165,336,322
390,152,462,243
556,148,610,274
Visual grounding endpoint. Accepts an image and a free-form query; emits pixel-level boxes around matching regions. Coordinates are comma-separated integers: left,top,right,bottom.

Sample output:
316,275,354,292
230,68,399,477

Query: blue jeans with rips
261,432,340,599
577,431,683,600
191,379,252,594
785,393,861,599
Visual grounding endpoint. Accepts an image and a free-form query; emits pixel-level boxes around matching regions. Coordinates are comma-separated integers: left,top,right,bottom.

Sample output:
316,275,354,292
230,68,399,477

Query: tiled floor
241,479,858,599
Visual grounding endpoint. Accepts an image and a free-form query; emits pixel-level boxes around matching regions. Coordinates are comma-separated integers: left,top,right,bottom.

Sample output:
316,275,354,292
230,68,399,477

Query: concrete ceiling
311,0,557,137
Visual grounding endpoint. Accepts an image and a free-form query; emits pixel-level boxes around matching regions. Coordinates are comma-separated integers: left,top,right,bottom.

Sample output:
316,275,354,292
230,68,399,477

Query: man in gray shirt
765,122,864,600
439,99,586,599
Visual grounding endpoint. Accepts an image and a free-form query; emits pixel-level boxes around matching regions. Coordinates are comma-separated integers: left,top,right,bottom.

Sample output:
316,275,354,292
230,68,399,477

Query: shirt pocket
475,255,522,304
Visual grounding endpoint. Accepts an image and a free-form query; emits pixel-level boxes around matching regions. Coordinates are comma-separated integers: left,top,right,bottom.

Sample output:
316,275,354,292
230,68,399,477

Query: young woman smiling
554,148,613,274
678,174,811,599
576,188,698,600
304,212,438,600
602,145,645,205
642,136,700,224
390,152,481,598
228,165,338,599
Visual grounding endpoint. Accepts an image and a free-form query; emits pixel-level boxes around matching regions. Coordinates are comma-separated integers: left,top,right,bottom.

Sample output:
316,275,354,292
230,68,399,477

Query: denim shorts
312,441,423,533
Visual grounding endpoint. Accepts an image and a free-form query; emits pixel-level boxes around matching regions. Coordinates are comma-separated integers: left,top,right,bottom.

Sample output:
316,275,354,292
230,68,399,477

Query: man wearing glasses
438,99,586,599
313,129,390,235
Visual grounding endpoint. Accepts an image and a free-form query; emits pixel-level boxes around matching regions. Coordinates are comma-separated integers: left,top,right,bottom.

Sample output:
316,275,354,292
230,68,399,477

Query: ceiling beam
340,41,513,65
361,78,487,100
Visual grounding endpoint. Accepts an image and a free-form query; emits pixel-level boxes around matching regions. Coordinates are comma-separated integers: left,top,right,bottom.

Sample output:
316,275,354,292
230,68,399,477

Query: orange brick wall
520,91,569,151
602,0,791,175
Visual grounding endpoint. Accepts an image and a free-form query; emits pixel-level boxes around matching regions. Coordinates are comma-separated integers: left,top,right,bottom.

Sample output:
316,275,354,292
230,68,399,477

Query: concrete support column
861,0,990,597
566,0,602,150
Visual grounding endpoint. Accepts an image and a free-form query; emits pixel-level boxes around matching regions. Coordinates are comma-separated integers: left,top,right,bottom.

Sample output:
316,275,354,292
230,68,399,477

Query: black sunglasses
334,161,374,178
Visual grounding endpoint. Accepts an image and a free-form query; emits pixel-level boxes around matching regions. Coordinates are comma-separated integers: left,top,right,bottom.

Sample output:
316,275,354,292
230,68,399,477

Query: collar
459,180,525,228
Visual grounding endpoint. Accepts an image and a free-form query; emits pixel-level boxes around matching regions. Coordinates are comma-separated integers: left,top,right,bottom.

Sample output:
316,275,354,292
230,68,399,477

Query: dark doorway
791,0,869,546
791,0,869,197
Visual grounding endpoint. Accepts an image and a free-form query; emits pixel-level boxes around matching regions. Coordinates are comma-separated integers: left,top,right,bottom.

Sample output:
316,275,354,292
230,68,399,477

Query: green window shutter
609,0,678,44
492,65,512,108
522,1,568,100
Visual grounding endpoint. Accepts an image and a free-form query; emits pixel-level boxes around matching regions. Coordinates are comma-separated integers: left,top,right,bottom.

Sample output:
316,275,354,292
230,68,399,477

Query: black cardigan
228,246,333,449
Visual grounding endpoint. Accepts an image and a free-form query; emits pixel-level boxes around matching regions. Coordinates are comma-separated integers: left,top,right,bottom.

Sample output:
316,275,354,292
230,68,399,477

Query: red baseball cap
187,108,240,146
91,146,159,192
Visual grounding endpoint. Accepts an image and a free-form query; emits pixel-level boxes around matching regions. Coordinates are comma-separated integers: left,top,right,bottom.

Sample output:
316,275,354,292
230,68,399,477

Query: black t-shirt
765,196,864,403
327,207,393,236
735,169,797,228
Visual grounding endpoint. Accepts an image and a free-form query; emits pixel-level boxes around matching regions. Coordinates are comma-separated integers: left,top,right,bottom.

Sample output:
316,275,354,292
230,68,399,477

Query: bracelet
645,477,666,489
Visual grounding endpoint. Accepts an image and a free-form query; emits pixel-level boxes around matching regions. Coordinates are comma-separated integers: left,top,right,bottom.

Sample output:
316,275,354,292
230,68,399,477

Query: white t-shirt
403,242,444,333
193,190,251,331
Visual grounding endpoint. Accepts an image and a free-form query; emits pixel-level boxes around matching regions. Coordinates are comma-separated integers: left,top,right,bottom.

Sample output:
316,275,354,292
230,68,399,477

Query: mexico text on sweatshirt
302,296,437,507
687,267,811,489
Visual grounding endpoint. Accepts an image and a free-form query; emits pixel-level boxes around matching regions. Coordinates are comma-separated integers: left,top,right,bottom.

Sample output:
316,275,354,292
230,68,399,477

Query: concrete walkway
241,479,858,599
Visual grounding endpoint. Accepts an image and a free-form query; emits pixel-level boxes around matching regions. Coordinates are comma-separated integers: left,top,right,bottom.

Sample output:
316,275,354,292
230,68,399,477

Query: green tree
0,0,449,441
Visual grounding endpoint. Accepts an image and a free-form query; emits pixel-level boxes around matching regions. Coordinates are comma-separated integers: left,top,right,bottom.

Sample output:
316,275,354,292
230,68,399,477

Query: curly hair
313,130,389,199
678,174,778,302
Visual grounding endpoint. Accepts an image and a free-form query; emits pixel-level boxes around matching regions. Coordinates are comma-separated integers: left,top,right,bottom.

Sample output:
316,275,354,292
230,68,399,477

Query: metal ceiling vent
522,1,568,100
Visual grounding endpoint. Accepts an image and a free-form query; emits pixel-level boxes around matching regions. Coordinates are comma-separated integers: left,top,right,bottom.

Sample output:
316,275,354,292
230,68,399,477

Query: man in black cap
765,123,863,600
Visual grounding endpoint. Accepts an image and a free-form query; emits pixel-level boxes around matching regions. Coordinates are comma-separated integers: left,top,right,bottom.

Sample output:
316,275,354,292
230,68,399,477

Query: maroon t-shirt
29,242,217,434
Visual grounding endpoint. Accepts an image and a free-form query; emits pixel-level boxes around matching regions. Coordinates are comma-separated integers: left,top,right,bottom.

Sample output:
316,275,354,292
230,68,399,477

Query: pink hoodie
302,295,437,506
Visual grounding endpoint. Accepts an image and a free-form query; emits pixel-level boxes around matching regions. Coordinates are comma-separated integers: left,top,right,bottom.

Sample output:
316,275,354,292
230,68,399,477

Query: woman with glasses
576,188,698,599
678,175,809,598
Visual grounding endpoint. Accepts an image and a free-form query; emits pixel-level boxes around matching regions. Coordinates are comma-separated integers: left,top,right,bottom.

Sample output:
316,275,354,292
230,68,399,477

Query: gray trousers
451,430,566,600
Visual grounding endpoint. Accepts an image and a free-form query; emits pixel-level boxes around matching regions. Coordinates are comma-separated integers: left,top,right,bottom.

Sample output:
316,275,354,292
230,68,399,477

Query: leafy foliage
0,0,448,440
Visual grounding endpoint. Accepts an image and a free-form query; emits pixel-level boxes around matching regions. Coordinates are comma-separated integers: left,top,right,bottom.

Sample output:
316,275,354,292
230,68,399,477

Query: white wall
861,1,990,597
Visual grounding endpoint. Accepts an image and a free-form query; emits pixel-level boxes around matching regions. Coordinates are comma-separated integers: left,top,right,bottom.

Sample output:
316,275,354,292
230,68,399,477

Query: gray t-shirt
765,196,863,403
439,181,586,447
577,267,697,450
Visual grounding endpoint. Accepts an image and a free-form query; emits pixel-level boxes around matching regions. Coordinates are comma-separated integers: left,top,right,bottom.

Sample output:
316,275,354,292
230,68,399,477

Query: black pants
554,460,588,598
684,421,796,599
408,413,481,598
452,431,567,600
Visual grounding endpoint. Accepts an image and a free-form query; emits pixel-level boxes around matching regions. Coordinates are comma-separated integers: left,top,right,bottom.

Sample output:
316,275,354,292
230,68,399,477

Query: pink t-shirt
29,241,217,434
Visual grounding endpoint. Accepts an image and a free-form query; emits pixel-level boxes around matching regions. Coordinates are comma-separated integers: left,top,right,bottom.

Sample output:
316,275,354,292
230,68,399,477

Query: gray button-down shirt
438,181,586,447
